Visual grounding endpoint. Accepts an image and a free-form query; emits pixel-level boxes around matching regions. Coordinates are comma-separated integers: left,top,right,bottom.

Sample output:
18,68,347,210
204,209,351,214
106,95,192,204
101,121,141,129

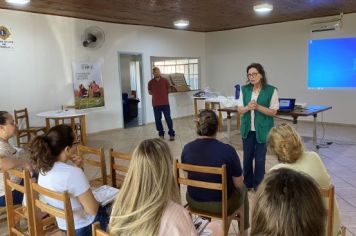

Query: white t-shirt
237,88,279,131
38,162,95,230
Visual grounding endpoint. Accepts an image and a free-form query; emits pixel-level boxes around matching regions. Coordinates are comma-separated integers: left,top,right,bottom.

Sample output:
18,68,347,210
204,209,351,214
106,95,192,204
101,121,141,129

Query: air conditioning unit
310,19,342,33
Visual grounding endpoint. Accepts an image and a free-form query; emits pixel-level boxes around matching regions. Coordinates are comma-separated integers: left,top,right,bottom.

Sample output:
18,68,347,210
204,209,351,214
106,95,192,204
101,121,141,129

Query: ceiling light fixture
253,3,273,14
5,0,30,4
174,20,189,28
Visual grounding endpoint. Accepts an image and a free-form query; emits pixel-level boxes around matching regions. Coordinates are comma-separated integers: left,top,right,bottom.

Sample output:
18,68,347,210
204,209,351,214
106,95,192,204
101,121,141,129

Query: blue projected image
308,37,356,89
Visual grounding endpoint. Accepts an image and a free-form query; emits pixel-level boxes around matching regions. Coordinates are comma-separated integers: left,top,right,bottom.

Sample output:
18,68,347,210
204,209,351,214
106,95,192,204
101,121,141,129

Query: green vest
240,83,276,143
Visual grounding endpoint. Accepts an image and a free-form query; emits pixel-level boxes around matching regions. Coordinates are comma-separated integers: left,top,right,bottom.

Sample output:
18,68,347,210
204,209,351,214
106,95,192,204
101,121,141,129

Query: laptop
278,98,296,112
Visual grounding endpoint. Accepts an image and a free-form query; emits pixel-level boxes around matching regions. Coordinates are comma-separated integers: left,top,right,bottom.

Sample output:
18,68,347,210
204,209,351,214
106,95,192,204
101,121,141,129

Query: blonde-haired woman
109,138,222,236
268,123,341,236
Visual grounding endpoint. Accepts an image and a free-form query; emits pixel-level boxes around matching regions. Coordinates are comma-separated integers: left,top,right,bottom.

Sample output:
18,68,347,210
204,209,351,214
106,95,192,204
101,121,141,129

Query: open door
119,53,144,128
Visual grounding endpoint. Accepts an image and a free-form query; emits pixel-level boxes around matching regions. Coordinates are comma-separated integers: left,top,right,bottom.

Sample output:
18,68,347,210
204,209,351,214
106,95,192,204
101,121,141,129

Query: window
151,57,200,90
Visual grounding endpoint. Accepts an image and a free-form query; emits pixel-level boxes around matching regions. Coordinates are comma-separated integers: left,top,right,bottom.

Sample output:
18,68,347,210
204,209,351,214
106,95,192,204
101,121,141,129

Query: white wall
0,9,206,133
206,13,356,125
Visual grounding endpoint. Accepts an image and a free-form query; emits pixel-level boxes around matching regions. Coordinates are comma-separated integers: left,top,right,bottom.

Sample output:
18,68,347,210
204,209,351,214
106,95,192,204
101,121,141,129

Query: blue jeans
68,206,109,236
153,105,175,137
0,189,24,206
242,131,267,190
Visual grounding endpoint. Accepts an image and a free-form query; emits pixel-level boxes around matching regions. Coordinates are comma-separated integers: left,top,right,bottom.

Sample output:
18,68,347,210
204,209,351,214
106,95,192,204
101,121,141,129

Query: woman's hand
70,154,84,168
248,100,257,110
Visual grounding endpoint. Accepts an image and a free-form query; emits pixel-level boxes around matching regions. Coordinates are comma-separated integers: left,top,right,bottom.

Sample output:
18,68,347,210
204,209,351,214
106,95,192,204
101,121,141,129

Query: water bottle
235,84,240,99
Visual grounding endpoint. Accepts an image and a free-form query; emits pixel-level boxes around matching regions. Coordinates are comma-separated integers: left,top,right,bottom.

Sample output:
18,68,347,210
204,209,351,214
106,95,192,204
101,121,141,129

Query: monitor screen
279,99,291,107
308,37,356,89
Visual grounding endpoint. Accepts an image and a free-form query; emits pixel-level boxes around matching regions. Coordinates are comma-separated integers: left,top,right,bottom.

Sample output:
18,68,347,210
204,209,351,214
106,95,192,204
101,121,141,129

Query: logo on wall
0,26,14,49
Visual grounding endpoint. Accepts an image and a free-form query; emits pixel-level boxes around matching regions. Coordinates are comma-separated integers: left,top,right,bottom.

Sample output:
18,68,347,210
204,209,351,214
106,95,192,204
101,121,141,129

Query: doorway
119,53,144,128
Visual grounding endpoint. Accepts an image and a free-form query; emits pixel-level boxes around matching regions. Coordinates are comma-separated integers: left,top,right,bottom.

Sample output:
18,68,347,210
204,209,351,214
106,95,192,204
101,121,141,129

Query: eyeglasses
247,72,259,78
72,141,80,145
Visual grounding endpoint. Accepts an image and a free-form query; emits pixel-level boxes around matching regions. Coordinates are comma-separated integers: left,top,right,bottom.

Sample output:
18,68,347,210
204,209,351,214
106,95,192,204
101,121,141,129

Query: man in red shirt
148,67,175,141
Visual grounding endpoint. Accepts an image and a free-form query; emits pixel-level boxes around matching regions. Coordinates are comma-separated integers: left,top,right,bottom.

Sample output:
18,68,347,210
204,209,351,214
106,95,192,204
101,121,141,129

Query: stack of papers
92,185,119,206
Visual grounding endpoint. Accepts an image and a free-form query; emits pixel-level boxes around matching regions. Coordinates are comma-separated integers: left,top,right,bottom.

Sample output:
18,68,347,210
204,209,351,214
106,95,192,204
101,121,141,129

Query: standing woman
237,63,279,190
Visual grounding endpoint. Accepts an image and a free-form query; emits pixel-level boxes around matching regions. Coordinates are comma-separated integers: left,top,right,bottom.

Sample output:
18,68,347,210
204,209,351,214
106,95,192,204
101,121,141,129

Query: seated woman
109,138,223,236
181,110,249,235
29,125,108,236
0,111,32,206
268,123,341,236
251,168,326,236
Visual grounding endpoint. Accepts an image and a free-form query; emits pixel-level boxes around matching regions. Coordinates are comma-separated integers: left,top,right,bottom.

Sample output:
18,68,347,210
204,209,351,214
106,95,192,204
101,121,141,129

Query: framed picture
72,60,105,109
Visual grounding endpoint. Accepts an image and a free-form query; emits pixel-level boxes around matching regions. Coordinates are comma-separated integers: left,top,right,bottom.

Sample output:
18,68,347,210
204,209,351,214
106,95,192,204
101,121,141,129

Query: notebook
92,185,120,206
278,98,296,112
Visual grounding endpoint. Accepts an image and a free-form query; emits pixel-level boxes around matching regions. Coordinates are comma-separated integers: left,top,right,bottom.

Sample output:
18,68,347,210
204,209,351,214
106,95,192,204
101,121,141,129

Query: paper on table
92,185,119,206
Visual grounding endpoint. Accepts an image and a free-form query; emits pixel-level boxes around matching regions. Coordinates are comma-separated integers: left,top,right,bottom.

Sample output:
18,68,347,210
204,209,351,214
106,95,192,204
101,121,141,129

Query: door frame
118,52,146,128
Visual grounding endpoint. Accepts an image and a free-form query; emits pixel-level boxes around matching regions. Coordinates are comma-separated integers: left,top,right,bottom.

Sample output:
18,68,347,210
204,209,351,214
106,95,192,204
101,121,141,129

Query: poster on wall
0,26,14,49
72,59,105,109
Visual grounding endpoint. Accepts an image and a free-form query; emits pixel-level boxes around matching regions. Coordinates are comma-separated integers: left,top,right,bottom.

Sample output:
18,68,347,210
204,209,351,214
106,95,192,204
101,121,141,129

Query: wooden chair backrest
109,148,131,188
174,160,228,222
31,182,75,236
320,185,335,236
77,145,107,185
4,169,35,236
14,108,30,130
92,222,109,236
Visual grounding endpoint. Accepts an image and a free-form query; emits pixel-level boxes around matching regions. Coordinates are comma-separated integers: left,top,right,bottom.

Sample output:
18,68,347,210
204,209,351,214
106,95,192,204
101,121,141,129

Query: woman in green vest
237,63,279,191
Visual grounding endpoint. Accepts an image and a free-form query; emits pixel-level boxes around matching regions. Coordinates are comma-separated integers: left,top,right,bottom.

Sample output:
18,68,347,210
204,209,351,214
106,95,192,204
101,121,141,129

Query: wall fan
81,26,105,49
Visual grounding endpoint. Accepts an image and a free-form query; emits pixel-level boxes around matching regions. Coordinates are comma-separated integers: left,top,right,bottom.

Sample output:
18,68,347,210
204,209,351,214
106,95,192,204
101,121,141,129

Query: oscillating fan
81,26,105,49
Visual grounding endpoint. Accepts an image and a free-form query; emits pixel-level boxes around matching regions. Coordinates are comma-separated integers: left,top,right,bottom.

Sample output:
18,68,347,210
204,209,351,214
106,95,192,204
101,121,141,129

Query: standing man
148,67,175,141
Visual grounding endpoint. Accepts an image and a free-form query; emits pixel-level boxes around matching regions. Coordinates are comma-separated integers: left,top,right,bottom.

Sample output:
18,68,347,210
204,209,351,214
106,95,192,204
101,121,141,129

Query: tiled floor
1,116,355,235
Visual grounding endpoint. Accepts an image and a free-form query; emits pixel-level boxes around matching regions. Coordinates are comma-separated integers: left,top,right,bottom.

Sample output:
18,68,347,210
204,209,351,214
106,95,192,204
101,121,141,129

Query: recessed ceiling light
174,20,189,28
254,3,273,14
5,0,30,4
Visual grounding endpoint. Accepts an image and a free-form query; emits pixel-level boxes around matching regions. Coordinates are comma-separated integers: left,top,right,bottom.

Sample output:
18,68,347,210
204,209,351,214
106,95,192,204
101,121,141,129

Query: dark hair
246,63,268,87
196,110,218,136
0,111,10,125
251,168,326,236
152,67,160,72
29,125,75,174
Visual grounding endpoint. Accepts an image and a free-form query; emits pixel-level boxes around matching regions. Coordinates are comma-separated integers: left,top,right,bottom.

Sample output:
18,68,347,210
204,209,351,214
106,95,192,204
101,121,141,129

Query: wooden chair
175,160,244,236
77,145,107,187
92,222,109,236
4,169,35,236
31,183,75,236
14,108,46,147
320,185,334,236
0,206,6,223
109,148,131,188
319,185,345,236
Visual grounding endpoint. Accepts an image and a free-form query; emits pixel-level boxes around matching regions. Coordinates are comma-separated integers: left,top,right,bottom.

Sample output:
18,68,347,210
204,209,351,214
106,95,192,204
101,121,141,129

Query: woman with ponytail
181,110,249,235
29,124,108,236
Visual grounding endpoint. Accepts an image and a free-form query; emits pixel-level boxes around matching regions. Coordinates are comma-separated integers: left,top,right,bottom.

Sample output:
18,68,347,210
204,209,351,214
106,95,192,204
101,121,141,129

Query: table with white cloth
37,110,87,145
